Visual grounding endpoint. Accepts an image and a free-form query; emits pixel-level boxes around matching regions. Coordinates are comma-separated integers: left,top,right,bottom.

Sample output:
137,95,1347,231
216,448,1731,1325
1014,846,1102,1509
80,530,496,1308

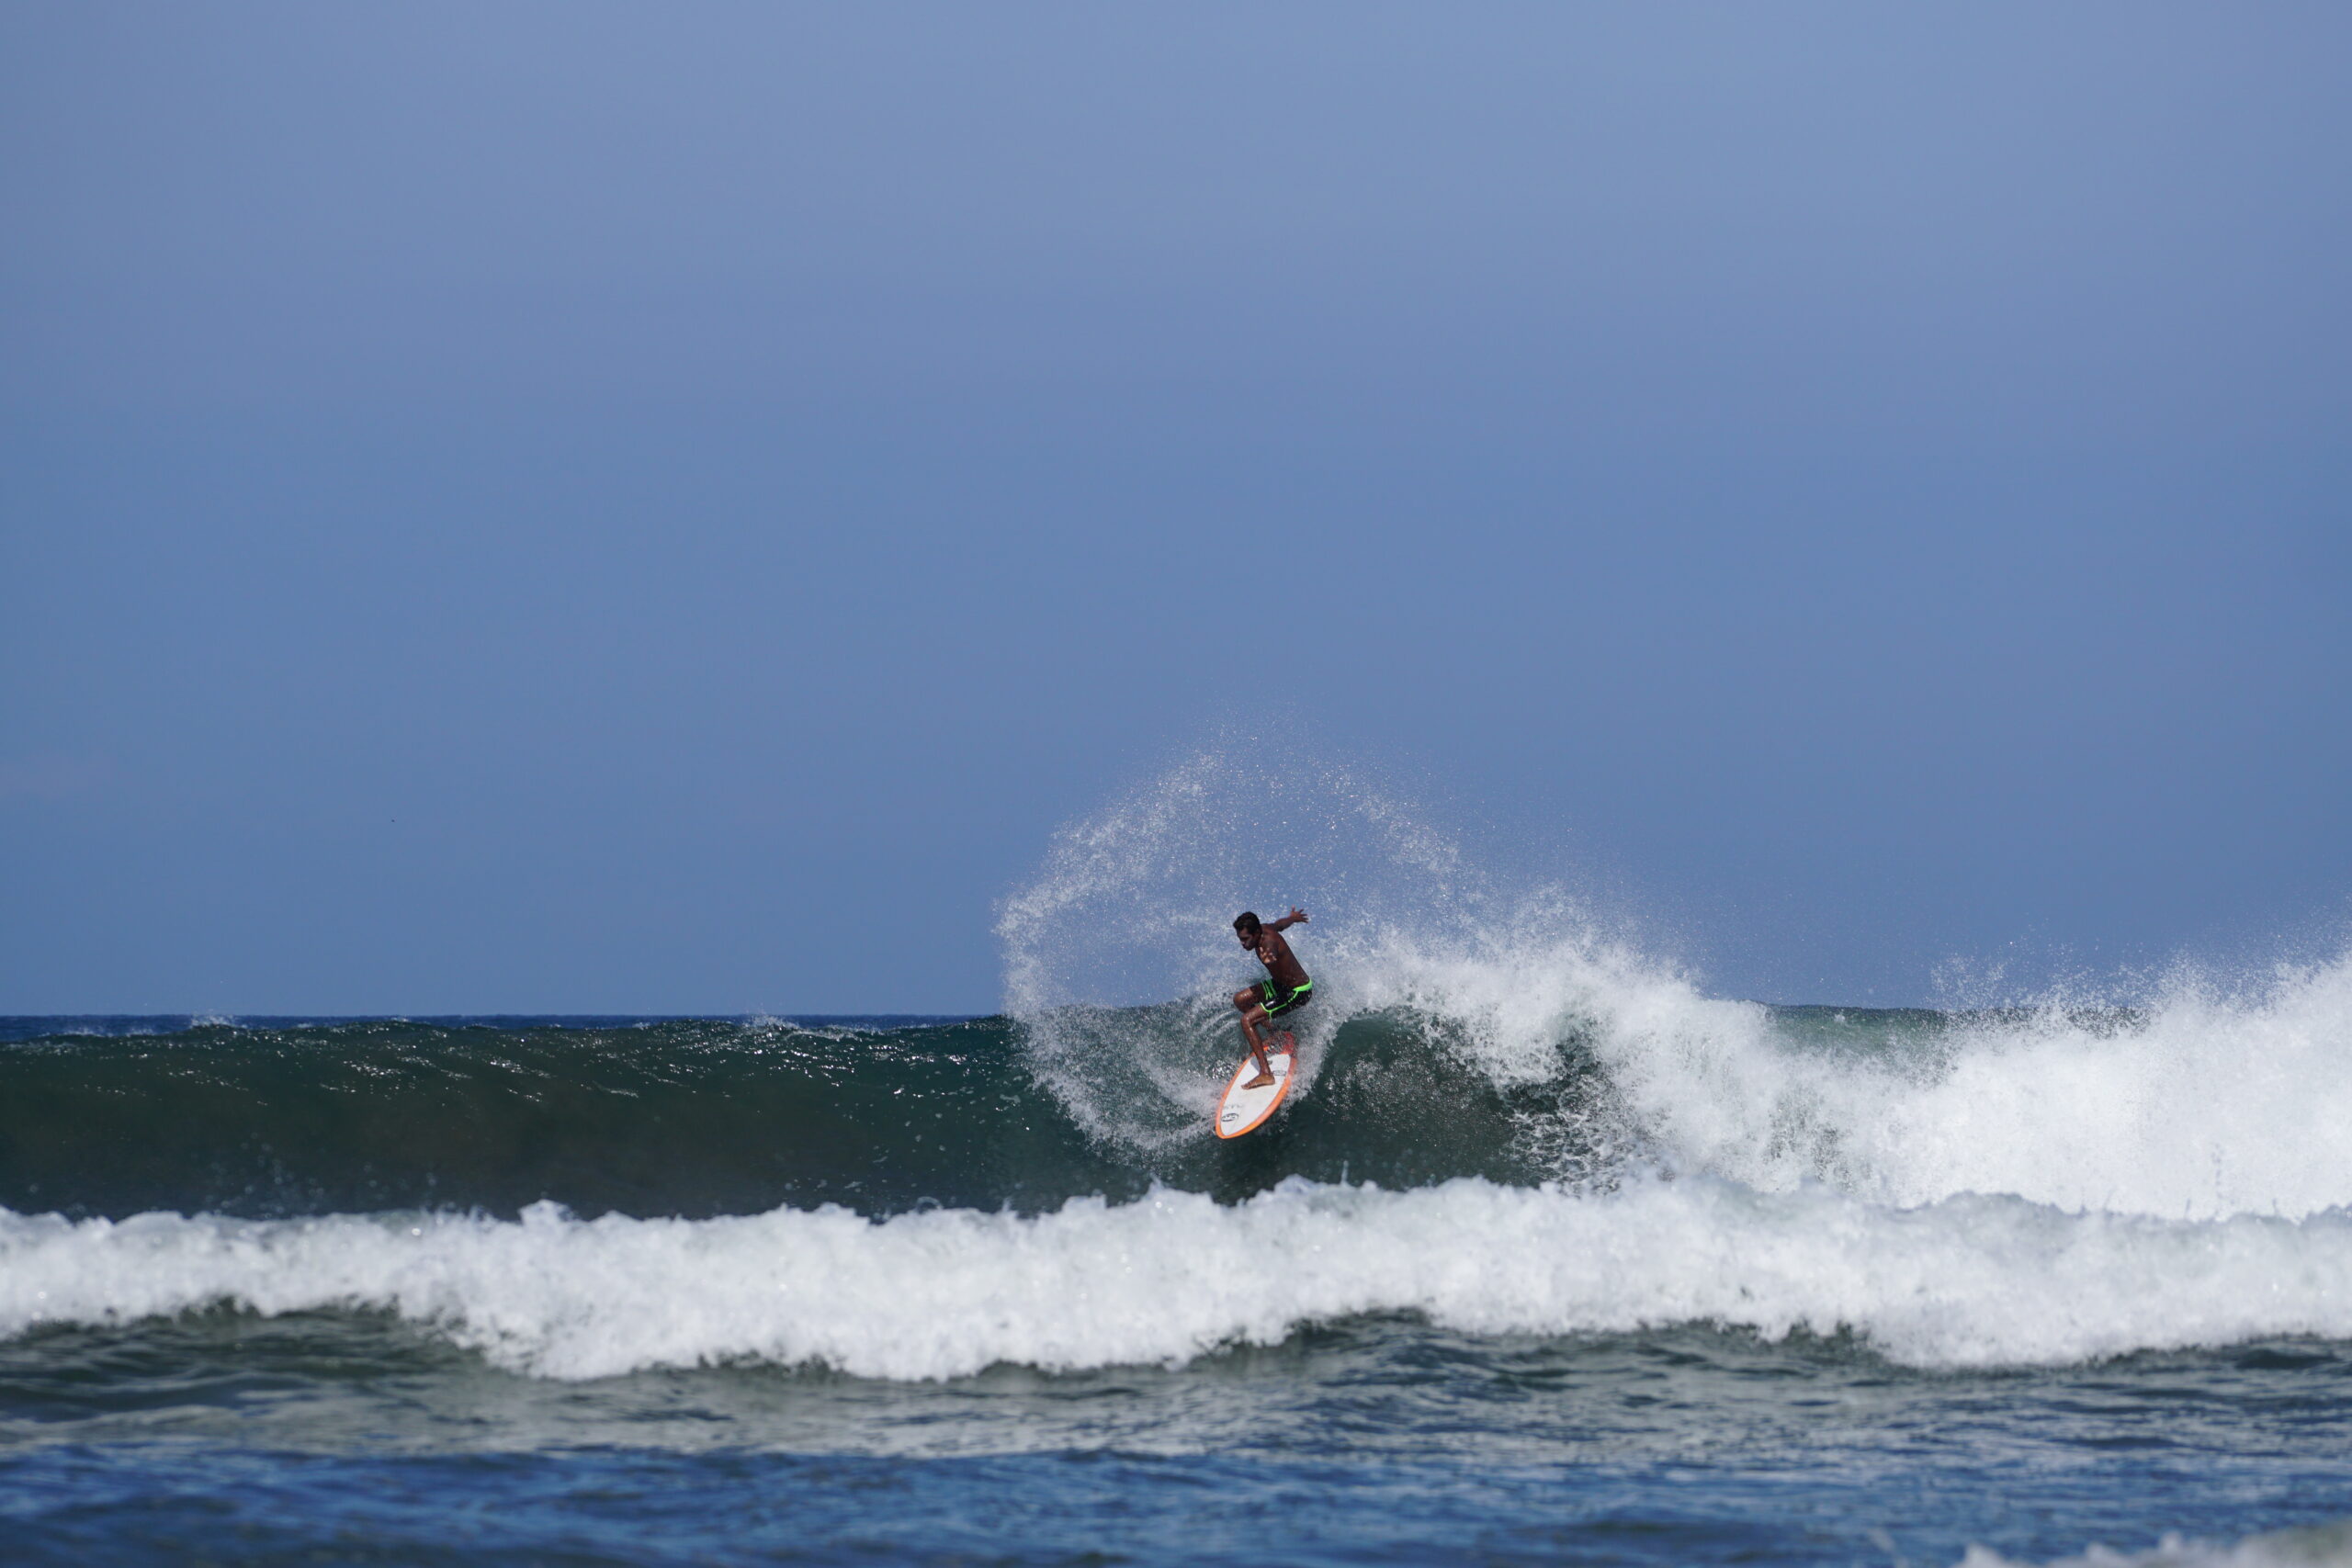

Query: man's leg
1234,990,1275,1088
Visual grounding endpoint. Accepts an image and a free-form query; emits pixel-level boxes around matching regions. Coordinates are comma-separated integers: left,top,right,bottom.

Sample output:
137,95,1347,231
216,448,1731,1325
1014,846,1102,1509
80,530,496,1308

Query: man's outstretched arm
1268,908,1309,931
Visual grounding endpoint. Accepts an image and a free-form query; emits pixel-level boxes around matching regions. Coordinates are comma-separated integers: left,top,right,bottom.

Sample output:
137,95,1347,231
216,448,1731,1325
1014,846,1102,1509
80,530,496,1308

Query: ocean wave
1001,755,2352,1222
8,770,2346,1230
8,948,2348,1228
1340,931,2352,1221
6,1177,2350,1382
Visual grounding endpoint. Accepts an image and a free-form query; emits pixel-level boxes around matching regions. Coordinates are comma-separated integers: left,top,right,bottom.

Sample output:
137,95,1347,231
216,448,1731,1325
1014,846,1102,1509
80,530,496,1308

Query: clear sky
4,3,2347,1013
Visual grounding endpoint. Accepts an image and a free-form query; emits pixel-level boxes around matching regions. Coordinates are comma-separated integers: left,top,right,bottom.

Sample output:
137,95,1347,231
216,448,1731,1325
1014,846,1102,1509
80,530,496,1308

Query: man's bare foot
1241,1070,1275,1090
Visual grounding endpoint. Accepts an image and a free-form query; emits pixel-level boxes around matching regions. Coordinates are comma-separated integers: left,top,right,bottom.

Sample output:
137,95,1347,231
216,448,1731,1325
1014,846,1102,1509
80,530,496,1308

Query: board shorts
1257,977,1313,1018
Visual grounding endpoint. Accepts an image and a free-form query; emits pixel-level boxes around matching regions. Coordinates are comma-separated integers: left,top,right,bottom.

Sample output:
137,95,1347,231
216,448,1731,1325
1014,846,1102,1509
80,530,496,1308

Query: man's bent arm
1268,908,1309,932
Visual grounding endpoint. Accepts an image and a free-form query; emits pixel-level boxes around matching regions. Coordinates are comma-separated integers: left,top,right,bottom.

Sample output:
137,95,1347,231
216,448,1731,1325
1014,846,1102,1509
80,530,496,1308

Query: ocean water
7,770,2351,1564
6,1000,2352,1566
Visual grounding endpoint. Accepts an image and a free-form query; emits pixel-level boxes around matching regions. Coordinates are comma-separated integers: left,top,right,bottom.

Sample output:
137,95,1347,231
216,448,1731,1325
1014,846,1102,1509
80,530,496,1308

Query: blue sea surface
4,1013,2349,1565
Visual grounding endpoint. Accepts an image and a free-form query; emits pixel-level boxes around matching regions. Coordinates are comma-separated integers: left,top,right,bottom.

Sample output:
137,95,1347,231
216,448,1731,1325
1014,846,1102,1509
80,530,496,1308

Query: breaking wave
6,1177,2351,1381
998,753,2352,1221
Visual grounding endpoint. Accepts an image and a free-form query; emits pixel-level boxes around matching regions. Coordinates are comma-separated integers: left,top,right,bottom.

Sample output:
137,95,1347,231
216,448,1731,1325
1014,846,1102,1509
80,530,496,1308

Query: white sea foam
1642,957,2352,1221
6,1177,2351,1382
1960,1520,2352,1568
1001,755,2352,1221
1364,927,2352,1221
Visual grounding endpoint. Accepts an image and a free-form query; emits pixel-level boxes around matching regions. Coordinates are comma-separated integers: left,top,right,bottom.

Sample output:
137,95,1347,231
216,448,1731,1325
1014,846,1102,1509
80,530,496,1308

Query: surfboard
1214,1032,1295,1139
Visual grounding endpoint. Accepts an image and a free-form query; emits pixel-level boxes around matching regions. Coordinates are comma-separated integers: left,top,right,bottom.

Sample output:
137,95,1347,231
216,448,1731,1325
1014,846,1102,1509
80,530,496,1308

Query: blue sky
4,3,2346,1012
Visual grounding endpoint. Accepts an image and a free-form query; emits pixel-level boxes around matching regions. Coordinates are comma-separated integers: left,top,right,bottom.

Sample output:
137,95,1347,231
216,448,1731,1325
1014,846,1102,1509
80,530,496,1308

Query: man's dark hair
1233,911,1262,936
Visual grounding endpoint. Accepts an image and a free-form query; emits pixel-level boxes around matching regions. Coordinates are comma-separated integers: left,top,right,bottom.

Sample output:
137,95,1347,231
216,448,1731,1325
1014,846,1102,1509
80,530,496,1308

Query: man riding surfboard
1232,908,1311,1089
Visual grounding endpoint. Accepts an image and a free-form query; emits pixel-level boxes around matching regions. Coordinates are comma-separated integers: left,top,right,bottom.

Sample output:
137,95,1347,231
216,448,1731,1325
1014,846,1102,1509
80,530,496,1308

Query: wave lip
6,1177,2351,1382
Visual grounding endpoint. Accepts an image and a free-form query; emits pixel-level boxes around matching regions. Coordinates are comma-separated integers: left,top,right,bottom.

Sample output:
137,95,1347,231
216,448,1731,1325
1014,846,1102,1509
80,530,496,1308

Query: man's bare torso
1253,929,1308,990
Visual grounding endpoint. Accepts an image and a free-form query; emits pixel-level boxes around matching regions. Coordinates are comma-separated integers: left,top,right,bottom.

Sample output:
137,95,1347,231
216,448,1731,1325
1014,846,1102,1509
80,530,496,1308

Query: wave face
0,1016,1121,1222
0,1010,1598,1222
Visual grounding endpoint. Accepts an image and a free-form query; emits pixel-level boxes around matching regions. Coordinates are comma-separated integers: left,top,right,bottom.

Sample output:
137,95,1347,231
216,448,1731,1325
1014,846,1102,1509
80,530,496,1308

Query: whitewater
6,760,2351,1565
8,1177,2352,1382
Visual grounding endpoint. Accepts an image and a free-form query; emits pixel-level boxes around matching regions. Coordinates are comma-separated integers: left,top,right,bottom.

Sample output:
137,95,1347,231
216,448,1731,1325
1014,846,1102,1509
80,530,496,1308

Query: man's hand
1287,907,1309,925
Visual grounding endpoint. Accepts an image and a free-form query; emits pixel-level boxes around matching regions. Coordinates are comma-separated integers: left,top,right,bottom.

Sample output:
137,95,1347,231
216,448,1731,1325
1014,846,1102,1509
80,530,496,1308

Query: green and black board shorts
1257,977,1314,1018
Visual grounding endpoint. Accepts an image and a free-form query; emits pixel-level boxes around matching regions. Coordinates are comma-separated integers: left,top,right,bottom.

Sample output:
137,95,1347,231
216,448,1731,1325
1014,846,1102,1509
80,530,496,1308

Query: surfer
1232,908,1311,1089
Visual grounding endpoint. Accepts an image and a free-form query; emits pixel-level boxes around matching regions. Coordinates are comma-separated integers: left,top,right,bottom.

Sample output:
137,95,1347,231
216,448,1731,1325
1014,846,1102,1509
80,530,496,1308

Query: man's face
1238,926,1259,947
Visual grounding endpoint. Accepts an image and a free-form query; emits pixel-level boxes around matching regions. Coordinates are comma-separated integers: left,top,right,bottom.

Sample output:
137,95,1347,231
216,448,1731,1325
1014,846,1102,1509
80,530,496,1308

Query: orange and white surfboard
1214,1032,1295,1139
